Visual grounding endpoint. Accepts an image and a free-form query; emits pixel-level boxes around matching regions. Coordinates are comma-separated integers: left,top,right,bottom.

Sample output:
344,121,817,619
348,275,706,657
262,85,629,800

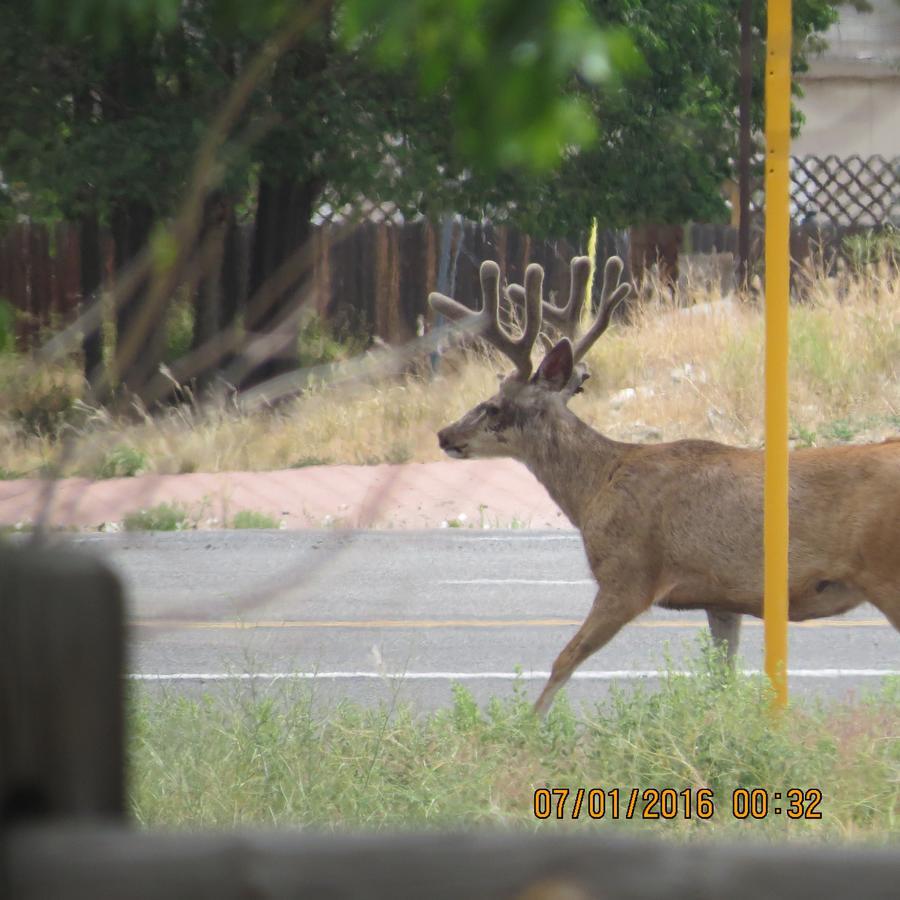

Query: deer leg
705,609,741,662
880,605,900,632
533,589,640,717
856,581,900,633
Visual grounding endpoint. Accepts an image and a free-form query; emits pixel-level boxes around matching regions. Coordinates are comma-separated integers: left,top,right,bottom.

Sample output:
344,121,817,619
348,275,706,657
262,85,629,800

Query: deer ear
533,338,574,391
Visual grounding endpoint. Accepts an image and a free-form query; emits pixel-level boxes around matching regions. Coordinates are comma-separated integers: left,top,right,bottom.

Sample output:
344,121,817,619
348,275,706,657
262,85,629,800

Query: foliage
340,0,641,171
0,0,624,229
296,313,369,369
0,361,82,440
843,227,900,271
231,509,280,528
0,298,15,354
97,445,149,478
0,0,840,237
482,0,840,231
164,299,196,365
124,502,192,531
0,0,246,223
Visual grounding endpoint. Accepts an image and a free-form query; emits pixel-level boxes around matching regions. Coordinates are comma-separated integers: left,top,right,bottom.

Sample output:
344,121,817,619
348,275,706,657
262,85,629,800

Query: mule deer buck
430,255,900,715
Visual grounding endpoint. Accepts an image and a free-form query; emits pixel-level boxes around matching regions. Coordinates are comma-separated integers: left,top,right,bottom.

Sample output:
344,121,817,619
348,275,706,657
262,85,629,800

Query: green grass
822,419,858,443
163,297,195,364
790,424,817,448
0,522,34,535
291,455,330,468
843,226,900,271
129,650,899,840
231,509,280,529
124,502,192,531
120,502,279,531
97,444,149,478
296,311,370,370
0,297,15,354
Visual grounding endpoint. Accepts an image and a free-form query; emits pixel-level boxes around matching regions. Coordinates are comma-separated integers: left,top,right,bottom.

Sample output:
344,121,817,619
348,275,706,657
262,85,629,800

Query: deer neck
517,407,622,529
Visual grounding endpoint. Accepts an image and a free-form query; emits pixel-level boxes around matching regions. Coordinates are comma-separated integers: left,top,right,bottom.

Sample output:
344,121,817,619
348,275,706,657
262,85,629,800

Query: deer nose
437,428,451,450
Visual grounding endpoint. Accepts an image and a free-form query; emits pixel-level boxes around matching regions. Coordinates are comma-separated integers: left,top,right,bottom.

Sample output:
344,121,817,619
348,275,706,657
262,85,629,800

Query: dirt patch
0,460,573,531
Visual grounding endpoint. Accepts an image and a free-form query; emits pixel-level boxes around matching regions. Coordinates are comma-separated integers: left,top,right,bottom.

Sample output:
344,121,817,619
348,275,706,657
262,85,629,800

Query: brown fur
436,322,900,717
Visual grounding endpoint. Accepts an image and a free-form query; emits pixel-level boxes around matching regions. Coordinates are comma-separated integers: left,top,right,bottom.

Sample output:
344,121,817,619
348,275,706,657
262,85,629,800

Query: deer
429,254,900,716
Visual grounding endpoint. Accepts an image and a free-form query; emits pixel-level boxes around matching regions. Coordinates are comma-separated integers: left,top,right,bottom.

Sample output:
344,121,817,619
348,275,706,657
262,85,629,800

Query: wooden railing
2,540,899,898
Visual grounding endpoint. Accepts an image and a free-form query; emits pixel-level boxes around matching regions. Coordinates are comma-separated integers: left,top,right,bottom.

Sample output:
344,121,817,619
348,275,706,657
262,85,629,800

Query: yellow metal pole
764,0,792,708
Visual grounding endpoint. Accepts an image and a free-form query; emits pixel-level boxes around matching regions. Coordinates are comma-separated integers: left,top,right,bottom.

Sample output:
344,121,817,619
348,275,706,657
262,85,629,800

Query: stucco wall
794,0,900,157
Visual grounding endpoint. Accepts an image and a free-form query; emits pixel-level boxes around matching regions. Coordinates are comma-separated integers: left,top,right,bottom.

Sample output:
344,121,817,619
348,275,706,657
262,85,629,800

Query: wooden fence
0,220,606,349
0,224,90,345
0,186,896,351
2,540,899,898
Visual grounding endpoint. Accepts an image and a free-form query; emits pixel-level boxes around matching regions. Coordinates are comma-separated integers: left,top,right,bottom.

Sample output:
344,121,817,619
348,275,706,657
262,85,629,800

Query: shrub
97,445,149,478
124,502,191,531
231,510,279,529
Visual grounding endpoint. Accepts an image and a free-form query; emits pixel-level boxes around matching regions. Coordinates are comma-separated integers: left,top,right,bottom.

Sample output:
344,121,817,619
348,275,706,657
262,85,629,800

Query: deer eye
482,403,501,416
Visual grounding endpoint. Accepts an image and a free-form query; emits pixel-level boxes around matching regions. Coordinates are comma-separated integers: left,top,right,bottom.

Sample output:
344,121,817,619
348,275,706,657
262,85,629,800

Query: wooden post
7,827,900,900
737,0,753,290
0,542,125,823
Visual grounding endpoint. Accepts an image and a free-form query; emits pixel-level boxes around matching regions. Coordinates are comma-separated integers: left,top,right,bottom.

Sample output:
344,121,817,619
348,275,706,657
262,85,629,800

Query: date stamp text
533,787,823,820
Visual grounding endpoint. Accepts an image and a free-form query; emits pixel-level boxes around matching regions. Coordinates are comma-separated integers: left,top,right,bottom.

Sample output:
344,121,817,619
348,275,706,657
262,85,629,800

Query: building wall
793,0,900,157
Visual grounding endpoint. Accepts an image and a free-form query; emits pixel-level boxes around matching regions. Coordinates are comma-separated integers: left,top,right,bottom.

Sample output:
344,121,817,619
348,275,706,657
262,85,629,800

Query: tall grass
2,263,898,478
129,651,900,840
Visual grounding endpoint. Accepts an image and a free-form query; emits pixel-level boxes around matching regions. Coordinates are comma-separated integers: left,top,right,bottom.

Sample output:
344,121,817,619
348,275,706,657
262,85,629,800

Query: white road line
455,535,580,542
439,579,593,586
128,669,900,682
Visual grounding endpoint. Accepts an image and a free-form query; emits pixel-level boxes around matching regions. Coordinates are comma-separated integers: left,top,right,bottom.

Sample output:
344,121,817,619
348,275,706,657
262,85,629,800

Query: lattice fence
750,154,899,227
791,155,898,226
317,156,899,231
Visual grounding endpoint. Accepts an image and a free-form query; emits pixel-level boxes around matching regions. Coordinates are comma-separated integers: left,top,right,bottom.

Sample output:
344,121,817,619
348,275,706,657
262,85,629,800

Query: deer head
429,255,631,461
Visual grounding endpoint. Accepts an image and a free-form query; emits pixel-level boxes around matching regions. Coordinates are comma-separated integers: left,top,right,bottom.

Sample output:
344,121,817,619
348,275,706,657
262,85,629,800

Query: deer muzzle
437,427,468,459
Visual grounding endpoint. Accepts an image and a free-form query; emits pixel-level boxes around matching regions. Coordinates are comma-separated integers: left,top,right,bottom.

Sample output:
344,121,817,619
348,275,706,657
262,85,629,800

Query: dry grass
1,262,898,480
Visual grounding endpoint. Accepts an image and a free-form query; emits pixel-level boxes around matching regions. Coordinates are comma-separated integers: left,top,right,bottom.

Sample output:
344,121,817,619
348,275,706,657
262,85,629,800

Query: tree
1,0,628,394
0,1,235,398
402,0,839,235
0,0,841,398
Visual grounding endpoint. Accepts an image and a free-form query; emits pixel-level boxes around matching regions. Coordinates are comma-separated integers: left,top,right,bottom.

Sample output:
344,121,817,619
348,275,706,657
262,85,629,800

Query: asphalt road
67,530,900,710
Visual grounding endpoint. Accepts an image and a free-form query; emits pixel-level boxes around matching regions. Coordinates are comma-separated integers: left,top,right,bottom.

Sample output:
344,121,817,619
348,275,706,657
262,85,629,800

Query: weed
0,521,33,535
97,445,149,478
383,442,412,465
297,311,369,369
823,419,857,443
476,505,529,530
0,362,82,440
124,502,192,532
164,297,195,364
291,456,330,468
0,298,15,354
231,509,279,529
843,227,900,271
366,441,413,465
791,425,817,448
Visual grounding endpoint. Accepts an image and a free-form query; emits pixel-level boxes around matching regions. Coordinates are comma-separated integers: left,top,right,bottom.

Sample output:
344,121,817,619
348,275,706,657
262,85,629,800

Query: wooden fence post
0,541,125,824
